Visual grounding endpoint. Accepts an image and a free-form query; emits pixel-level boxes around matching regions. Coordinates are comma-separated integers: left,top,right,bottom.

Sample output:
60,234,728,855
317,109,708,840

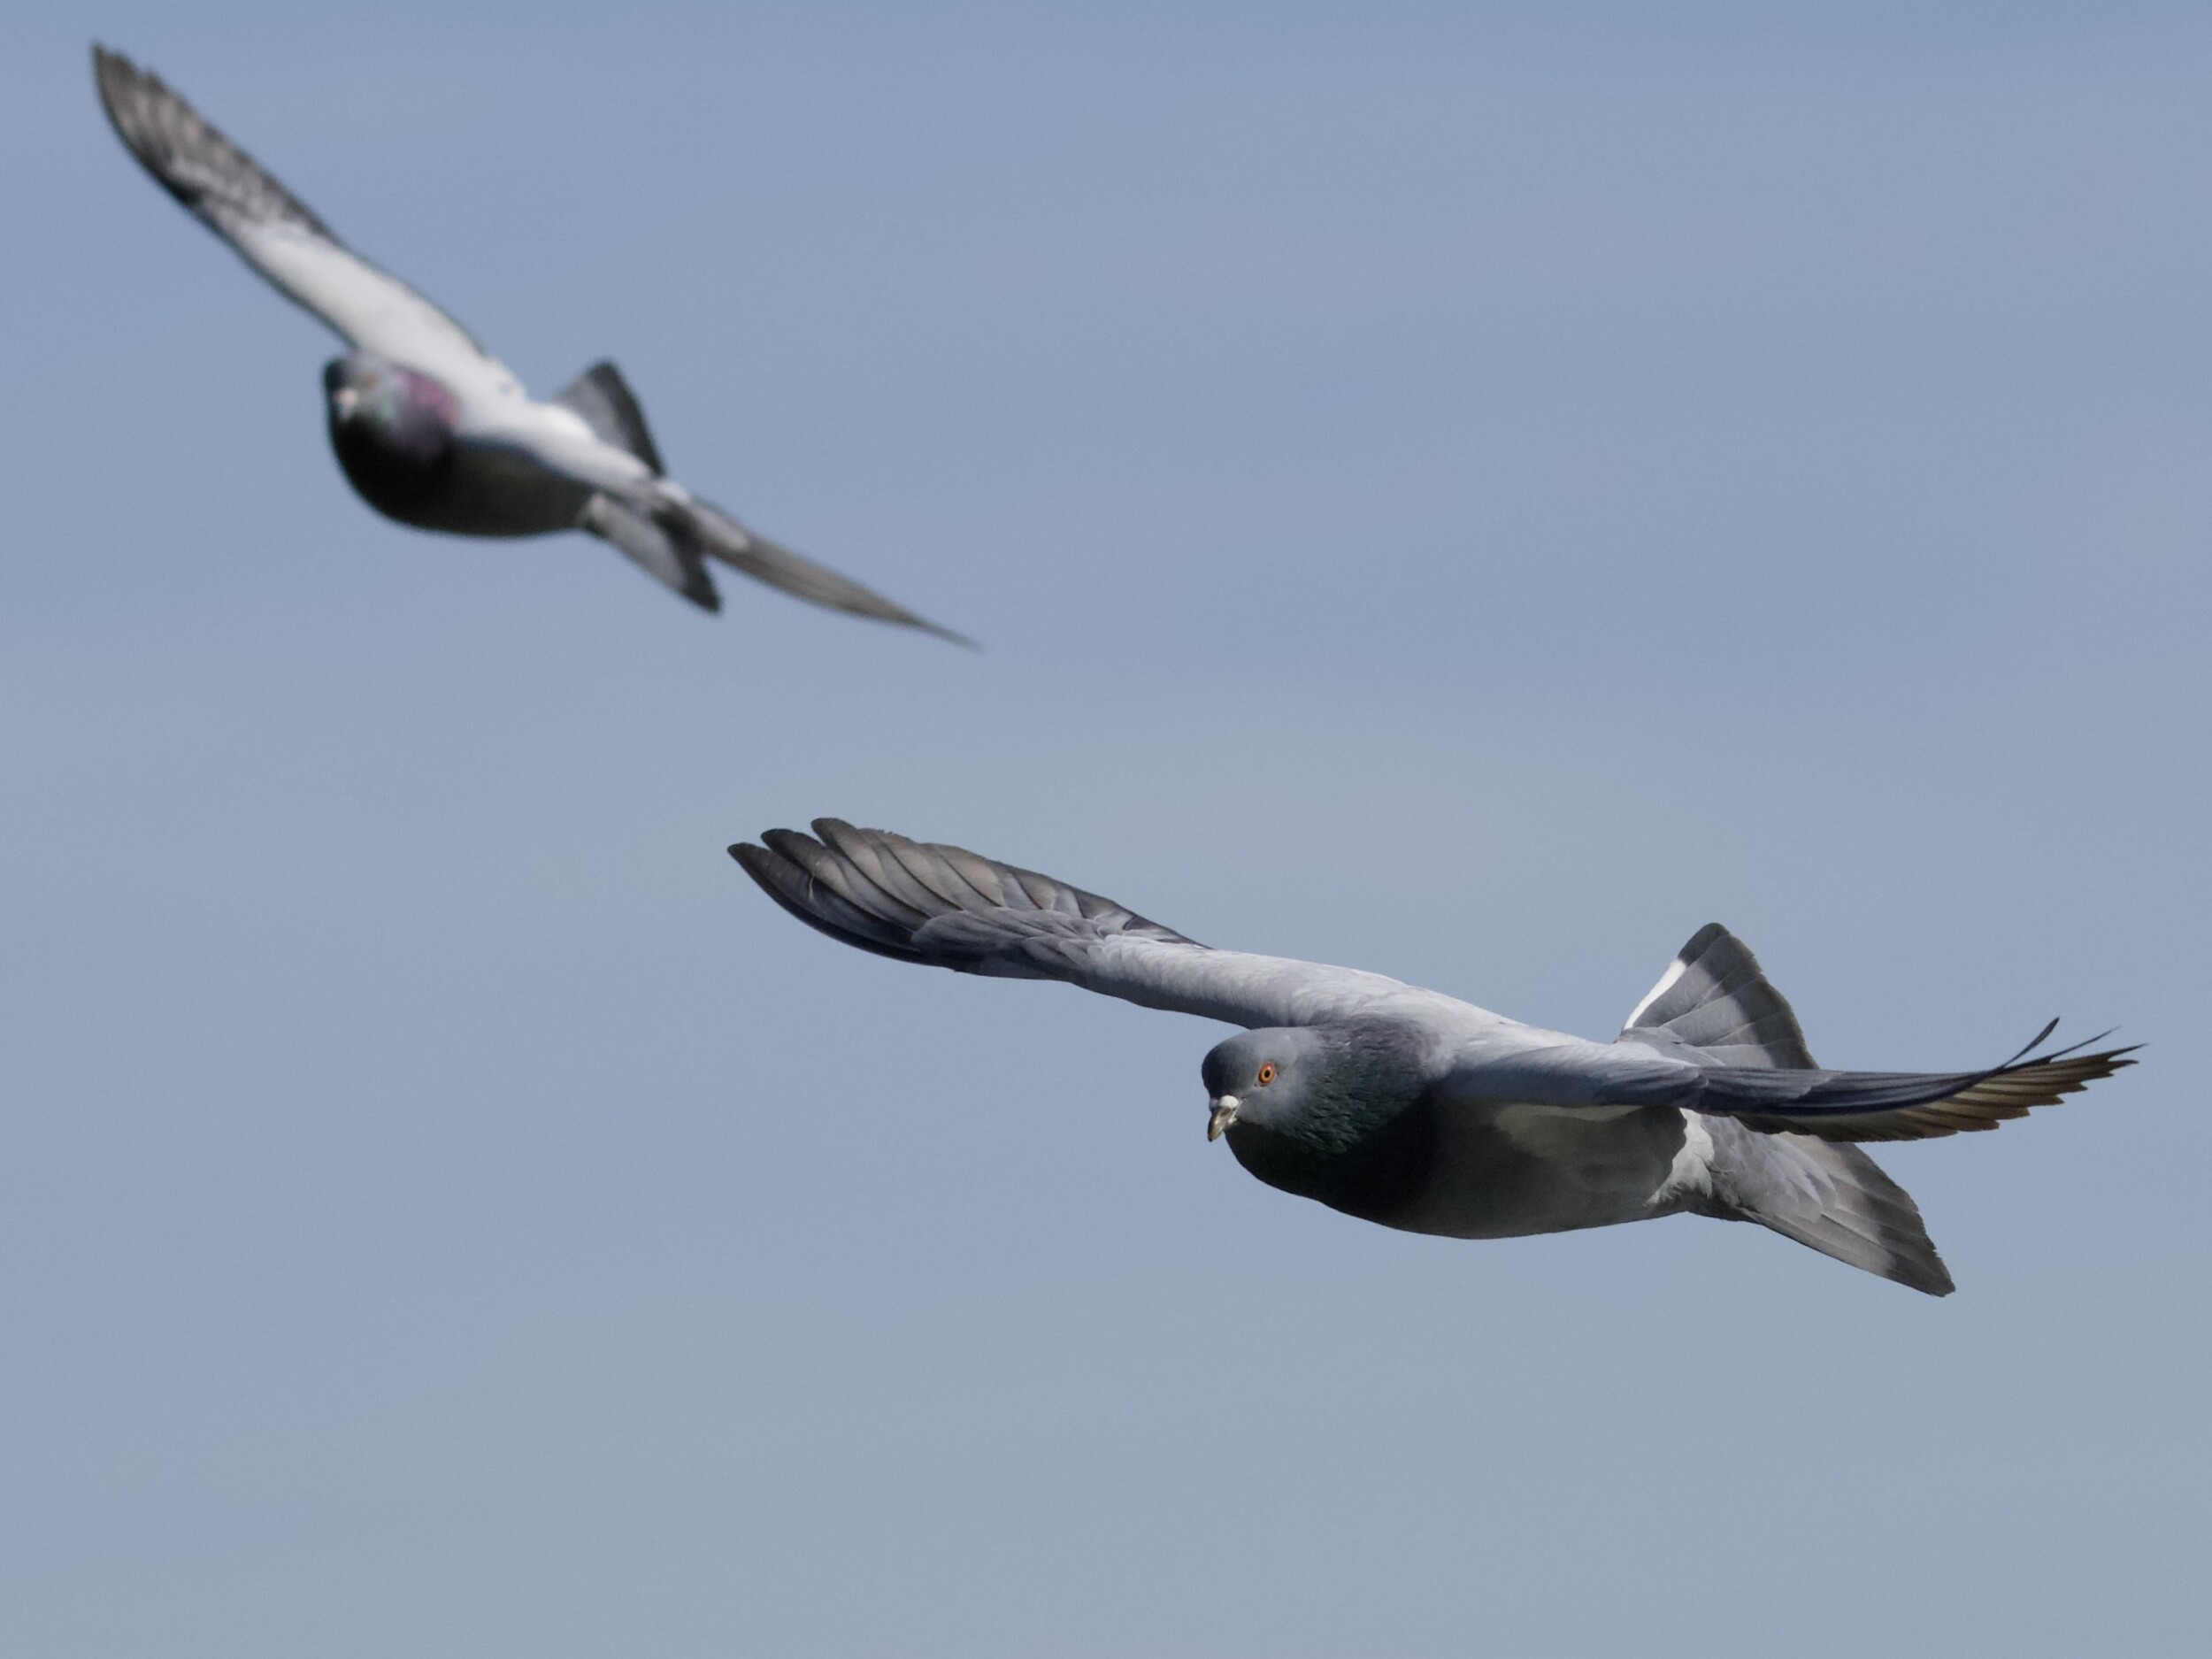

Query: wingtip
2006,1019,2142,1074
90,43,144,98
90,43,131,102
760,826,829,865
921,619,982,650
879,608,978,649
1887,1248,1956,1297
728,840,788,895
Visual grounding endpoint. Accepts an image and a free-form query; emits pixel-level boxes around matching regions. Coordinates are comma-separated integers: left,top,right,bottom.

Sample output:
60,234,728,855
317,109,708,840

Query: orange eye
1256,1063,1277,1086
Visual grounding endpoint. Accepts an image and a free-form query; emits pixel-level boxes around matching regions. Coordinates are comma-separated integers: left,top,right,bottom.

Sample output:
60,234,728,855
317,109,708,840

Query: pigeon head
322,352,460,524
1202,1024,1436,1221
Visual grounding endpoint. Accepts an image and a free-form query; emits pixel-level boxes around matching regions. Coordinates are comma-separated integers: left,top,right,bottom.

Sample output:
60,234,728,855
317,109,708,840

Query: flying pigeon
731,819,2138,1294
93,46,969,640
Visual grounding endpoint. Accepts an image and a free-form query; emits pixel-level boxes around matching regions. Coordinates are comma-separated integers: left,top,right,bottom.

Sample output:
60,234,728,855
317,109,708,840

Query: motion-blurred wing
94,47,508,391
672,497,974,645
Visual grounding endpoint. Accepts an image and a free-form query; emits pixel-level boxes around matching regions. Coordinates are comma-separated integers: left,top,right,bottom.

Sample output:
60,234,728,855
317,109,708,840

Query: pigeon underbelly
331,429,593,538
1386,1099,1694,1240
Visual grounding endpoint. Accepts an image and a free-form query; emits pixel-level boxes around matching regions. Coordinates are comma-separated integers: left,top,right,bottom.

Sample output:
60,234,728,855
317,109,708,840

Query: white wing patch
227,219,519,402
95,49,524,406
1623,953,1689,1030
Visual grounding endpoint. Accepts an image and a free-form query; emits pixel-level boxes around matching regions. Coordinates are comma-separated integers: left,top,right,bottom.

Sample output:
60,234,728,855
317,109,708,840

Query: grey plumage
94,47,969,641
732,820,2138,1295
1614,926,1953,1291
580,493,720,613
1697,1121,1956,1297
1619,922,1817,1068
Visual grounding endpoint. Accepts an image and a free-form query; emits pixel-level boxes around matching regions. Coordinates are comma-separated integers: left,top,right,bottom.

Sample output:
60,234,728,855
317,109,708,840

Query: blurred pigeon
732,819,2139,1295
93,46,969,641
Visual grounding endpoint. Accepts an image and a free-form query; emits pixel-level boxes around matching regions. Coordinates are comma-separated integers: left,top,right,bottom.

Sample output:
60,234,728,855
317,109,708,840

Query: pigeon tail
579,494,719,611
1622,926,1952,1293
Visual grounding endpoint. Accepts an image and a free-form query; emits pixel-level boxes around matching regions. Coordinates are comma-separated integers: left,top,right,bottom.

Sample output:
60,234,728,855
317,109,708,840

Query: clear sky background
4,4,2207,1655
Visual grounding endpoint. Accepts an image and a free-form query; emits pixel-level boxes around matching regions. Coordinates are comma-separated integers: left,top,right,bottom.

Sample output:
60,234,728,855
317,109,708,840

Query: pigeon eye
1256,1063,1277,1086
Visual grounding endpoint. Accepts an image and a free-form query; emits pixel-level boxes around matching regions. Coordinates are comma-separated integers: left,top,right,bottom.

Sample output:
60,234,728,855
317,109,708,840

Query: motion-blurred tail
579,492,719,611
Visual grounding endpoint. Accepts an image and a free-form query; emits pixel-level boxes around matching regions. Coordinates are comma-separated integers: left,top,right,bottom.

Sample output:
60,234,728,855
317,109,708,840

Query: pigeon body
323,351,595,537
732,820,2139,1295
95,47,968,640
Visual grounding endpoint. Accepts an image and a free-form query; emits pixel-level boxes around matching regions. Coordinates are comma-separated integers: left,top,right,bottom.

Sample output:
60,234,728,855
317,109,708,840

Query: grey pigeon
93,46,969,641
732,819,2139,1295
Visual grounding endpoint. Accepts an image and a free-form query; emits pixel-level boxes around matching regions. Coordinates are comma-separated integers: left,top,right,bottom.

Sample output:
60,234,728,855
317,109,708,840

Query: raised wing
1619,923,1817,1068
93,47,507,392
729,819,1423,1028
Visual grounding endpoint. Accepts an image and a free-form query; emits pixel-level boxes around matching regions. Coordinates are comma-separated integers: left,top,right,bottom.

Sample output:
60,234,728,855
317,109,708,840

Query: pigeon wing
93,47,509,392
668,497,975,644
1431,1016,2135,1141
1680,1027,2139,1141
730,819,1421,1029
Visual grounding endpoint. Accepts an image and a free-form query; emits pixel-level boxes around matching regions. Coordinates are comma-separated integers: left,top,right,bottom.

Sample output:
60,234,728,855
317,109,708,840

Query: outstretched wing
1436,1020,2136,1142
1682,1024,2138,1141
730,819,1422,1028
93,47,507,392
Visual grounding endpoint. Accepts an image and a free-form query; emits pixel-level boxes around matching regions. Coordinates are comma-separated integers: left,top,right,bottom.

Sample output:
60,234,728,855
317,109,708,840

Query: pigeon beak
331,387,359,420
1207,1094,1240,1141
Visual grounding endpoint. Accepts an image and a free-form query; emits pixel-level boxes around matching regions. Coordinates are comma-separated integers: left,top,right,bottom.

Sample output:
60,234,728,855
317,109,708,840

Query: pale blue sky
4,4,2207,1655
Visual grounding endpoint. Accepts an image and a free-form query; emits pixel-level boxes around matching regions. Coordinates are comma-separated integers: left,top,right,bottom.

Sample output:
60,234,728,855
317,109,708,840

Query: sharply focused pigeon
733,820,2138,1294
93,47,968,639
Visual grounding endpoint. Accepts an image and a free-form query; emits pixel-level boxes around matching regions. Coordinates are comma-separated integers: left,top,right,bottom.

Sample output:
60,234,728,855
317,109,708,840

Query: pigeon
731,819,2139,1295
92,46,969,641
